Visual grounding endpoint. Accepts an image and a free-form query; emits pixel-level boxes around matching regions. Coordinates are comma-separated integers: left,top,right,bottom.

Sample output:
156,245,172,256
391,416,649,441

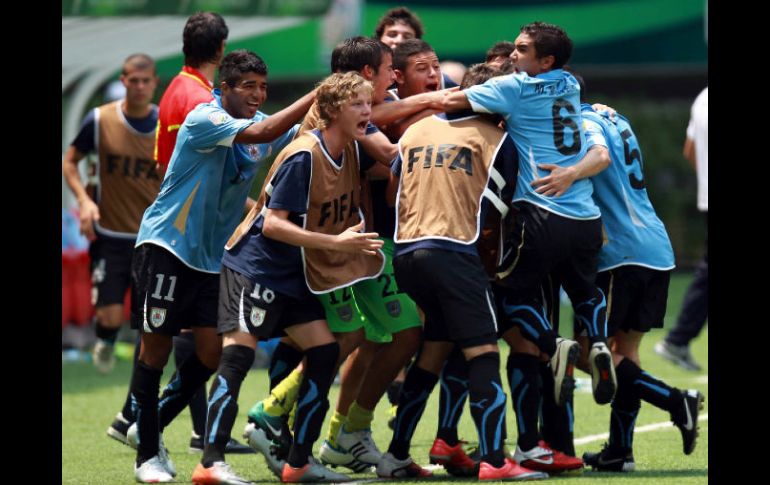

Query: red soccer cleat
512,441,583,473
479,457,548,481
429,438,477,477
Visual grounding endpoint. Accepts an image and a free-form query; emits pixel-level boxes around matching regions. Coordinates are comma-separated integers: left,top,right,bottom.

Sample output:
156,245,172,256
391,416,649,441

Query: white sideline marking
574,413,708,445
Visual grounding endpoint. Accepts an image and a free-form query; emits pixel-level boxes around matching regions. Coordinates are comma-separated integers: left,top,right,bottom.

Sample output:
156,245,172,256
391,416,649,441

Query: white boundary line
575,412,708,445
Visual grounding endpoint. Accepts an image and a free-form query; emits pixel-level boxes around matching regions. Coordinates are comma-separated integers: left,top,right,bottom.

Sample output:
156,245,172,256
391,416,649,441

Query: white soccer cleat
244,422,286,478
336,428,382,466
318,439,373,473
134,455,173,483
550,338,580,407
589,342,617,405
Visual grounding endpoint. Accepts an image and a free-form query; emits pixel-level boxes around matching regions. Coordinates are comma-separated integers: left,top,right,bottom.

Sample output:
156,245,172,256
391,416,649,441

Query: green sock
263,368,303,417
344,401,374,432
326,411,347,447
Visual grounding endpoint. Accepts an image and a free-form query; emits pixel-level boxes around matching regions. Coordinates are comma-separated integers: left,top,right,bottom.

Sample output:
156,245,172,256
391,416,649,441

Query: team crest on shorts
337,304,353,322
250,307,266,327
386,300,402,317
150,307,166,327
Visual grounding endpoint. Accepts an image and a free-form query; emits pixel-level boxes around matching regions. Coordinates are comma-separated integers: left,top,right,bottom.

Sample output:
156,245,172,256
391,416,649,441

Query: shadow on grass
582,468,707,479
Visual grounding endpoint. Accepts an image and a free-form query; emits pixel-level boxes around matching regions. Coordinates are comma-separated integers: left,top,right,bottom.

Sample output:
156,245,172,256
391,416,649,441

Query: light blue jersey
582,105,675,271
136,90,299,273
465,69,600,220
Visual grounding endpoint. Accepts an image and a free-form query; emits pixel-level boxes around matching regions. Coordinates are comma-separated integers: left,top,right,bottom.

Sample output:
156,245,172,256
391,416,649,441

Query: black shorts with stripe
89,234,135,307
596,266,670,336
130,243,219,335
393,249,497,348
496,202,602,299
217,265,325,339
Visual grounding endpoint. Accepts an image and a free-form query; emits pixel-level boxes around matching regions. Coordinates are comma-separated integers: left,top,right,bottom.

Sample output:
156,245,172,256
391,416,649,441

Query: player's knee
335,329,364,363
96,305,124,328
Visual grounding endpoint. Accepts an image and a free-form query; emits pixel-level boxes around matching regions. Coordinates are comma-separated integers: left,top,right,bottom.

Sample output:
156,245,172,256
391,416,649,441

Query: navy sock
388,365,439,460
95,320,120,343
539,361,575,456
617,358,682,413
436,347,469,446
501,296,557,357
269,341,304,391
507,353,542,451
468,352,506,468
609,360,640,452
572,288,608,345
131,361,162,465
158,351,216,431
173,332,207,437
288,342,340,468
202,345,255,467
120,332,142,422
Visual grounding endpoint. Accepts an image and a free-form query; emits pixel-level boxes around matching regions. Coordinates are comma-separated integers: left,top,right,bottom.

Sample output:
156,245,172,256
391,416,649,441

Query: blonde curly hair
316,71,373,130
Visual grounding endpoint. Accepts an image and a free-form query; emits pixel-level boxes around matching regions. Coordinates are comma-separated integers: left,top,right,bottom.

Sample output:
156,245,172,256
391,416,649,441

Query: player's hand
78,198,100,241
592,103,616,120
531,163,578,197
334,221,384,255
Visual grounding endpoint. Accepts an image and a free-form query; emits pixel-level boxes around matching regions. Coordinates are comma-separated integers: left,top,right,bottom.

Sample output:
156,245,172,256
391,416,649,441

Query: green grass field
62,272,708,484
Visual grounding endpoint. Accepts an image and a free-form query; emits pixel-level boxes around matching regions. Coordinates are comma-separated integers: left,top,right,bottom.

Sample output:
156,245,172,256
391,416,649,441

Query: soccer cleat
92,339,116,374
582,443,635,472
244,422,286,479
512,441,583,473
281,457,353,482
429,438,477,477
335,427,382,466
672,389,705,455
654,341,702,372
127,422,138,449
124,422,176,476
189,433,255,454
318,440,373,473
246,402,293,458
376,452,433,478
589,342,617,405
550,338,580,407
107,412,132,446
478,457,548,481
134,455,174,483
191,462,254,485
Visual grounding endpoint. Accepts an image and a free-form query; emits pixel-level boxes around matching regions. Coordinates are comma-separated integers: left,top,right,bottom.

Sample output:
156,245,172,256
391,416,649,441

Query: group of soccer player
63,6,705,484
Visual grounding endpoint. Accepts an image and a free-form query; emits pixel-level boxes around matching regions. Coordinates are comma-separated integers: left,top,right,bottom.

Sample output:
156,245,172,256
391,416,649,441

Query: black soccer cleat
583,443,635,472
672,389,705,455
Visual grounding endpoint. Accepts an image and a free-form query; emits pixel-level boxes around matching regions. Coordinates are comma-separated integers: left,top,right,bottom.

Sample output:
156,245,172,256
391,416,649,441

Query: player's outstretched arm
263,209,383,255
441,89,472,112
371,87,456,126
235,89,316,144
360,130,398,165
